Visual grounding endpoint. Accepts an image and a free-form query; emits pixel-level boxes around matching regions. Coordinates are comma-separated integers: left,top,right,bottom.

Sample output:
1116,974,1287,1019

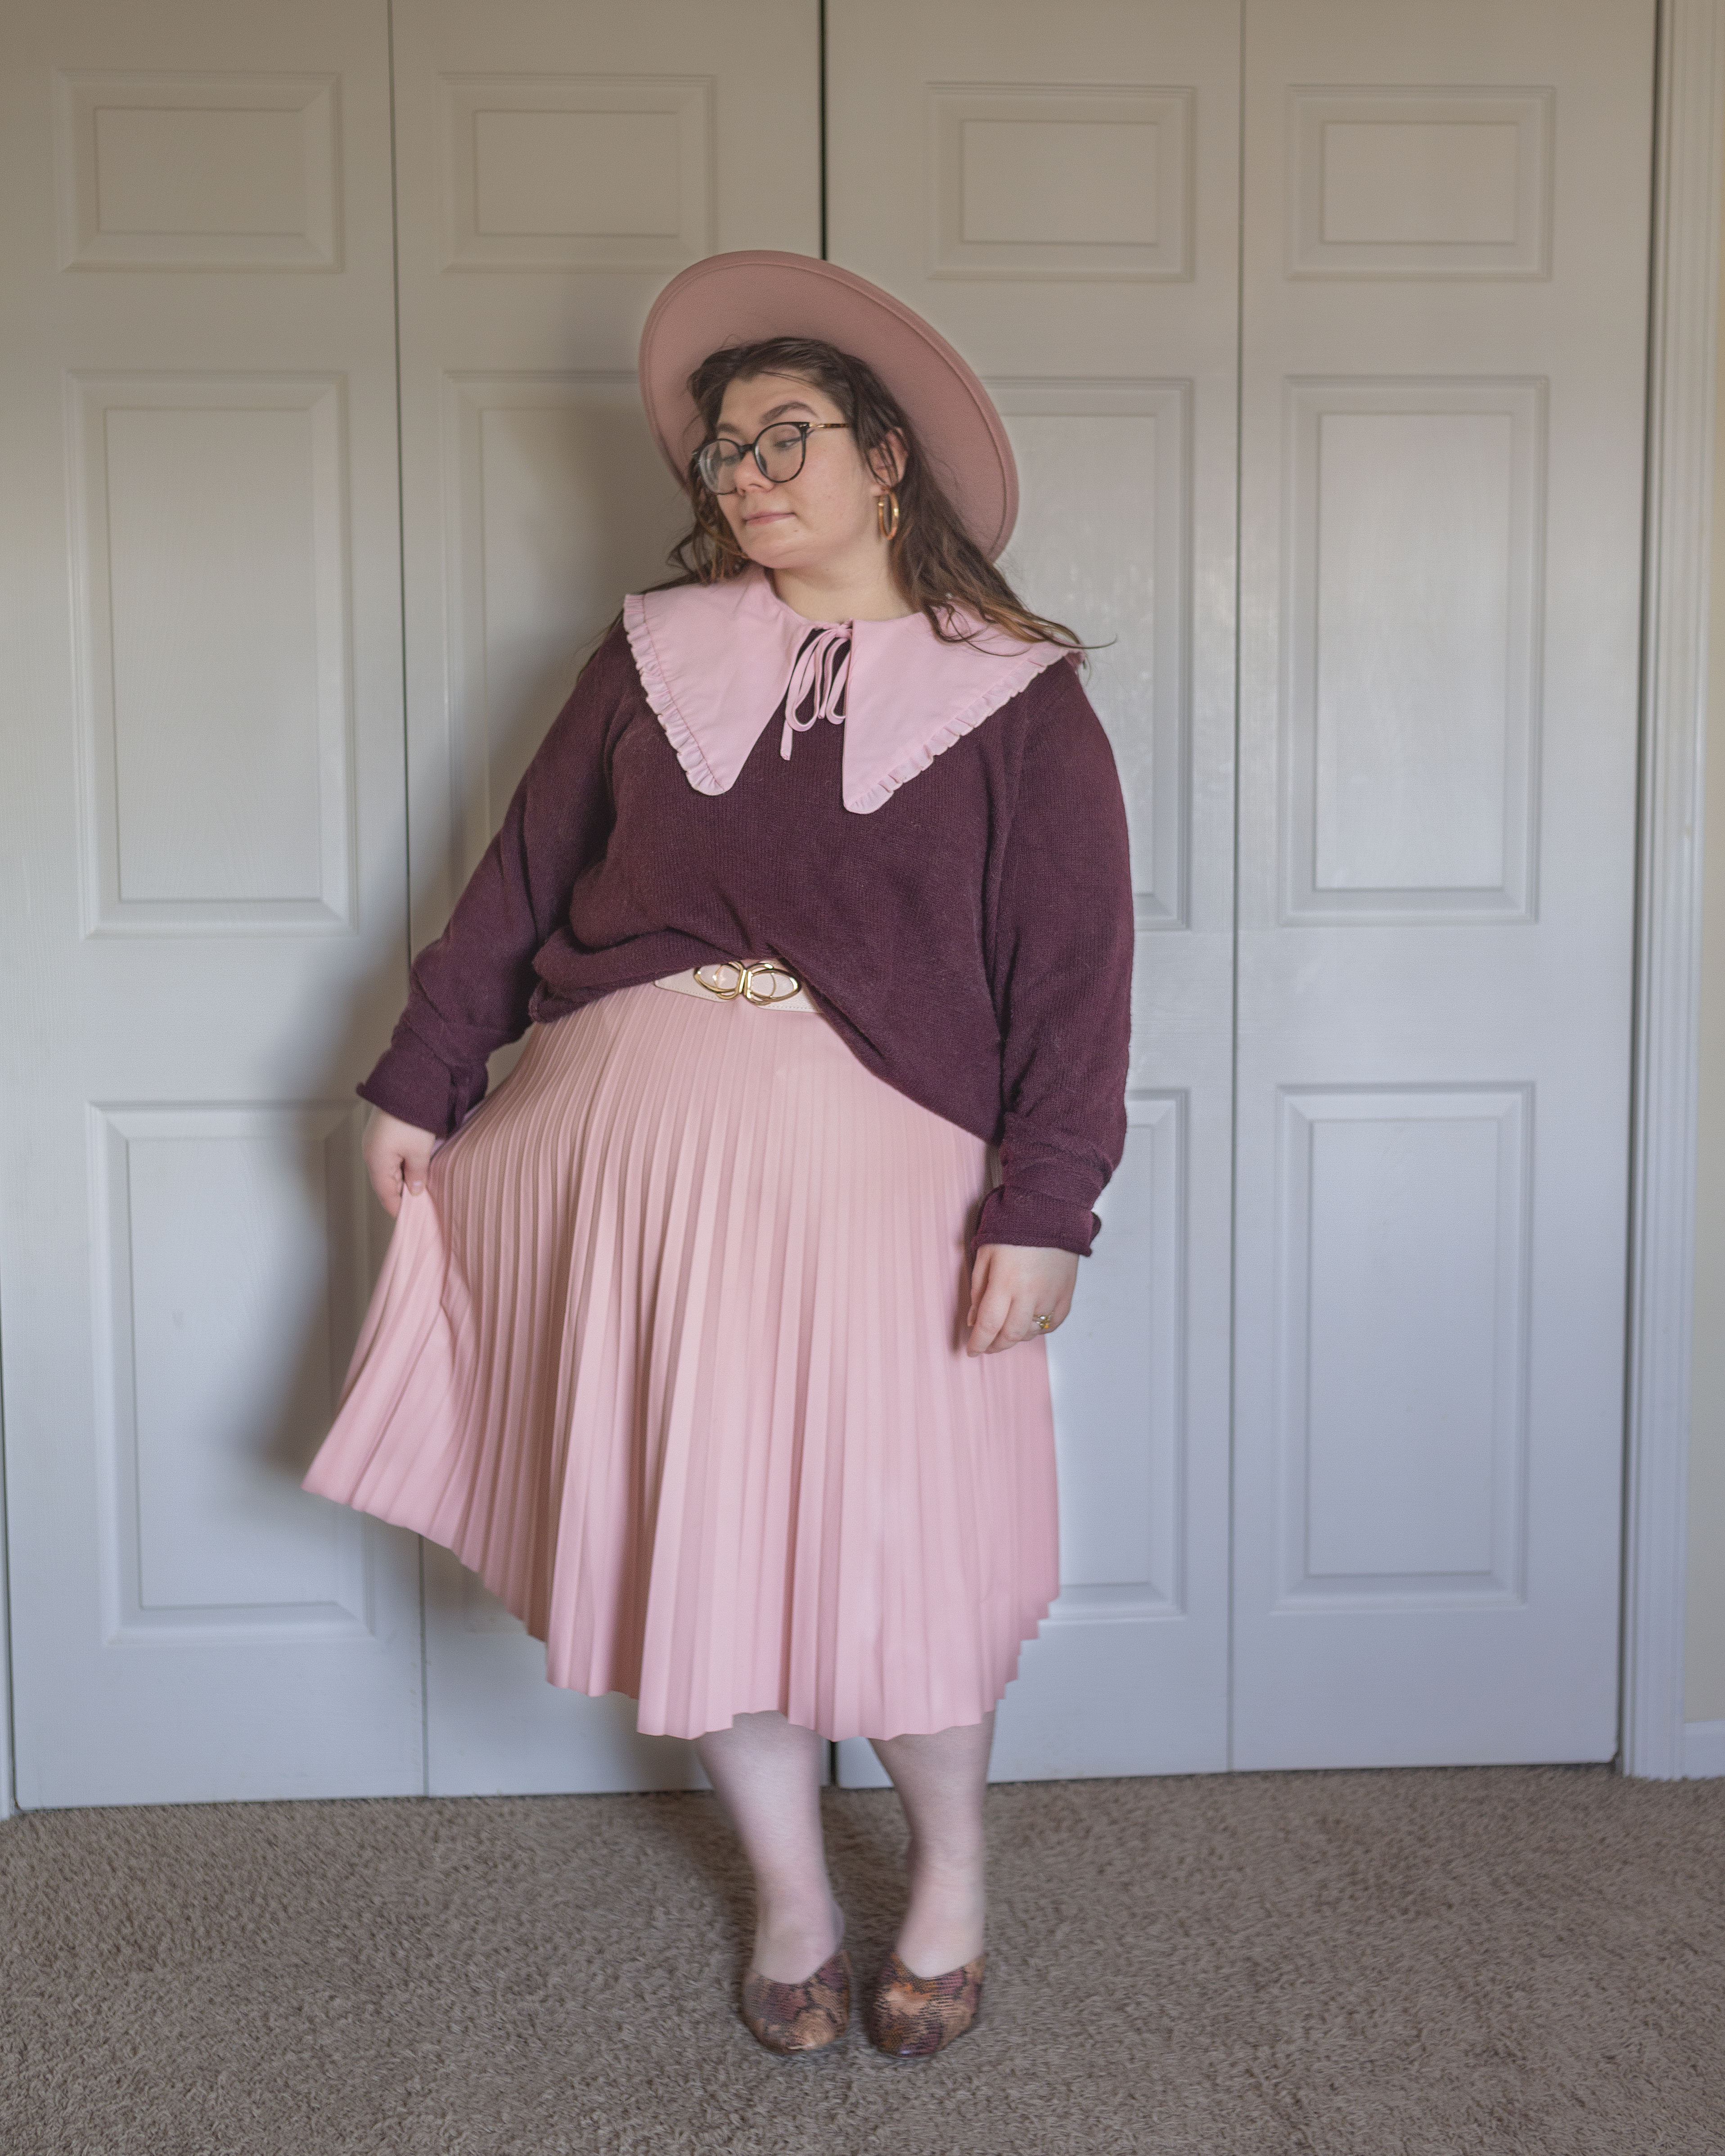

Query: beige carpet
2,1766,1721,2155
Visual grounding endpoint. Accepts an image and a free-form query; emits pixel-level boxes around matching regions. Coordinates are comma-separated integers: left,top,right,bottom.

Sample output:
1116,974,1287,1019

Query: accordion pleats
302,985,1058,1742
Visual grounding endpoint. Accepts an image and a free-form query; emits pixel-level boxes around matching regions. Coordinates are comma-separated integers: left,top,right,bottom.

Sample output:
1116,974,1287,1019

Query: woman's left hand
966,1244,1080,1357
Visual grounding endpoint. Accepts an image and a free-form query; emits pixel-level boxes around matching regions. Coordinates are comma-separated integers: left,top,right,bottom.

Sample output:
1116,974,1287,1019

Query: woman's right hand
362,1107,439,1218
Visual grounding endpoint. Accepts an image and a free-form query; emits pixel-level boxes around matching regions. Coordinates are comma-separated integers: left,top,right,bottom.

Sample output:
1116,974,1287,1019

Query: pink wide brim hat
638,250,1020,560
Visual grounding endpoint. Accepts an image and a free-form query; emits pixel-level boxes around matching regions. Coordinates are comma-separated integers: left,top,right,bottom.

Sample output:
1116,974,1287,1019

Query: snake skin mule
740,1944,852,2054
866,1947,986,2057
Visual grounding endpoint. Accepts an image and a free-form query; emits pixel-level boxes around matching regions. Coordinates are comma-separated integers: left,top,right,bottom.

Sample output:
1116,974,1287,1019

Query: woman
305,252,1133,2059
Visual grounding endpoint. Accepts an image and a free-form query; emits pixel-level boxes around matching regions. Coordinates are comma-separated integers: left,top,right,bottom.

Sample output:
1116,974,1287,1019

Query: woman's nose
732,455,772,494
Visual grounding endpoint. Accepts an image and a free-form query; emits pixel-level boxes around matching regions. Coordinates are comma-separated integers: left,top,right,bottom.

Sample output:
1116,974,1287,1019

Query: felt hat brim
638,251,1019,560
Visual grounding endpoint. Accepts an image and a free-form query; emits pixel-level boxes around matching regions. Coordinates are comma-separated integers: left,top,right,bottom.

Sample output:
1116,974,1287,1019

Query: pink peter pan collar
622,567,1071,815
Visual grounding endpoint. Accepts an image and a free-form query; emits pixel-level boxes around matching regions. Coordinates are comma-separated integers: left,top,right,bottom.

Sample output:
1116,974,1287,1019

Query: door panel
0,0,420,1805
387,0,822,1796
825,0,1243,1782
1230,0,1654,1767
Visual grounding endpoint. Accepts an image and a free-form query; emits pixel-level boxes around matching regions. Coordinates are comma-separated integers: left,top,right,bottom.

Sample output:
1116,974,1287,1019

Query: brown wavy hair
661,335,1084,656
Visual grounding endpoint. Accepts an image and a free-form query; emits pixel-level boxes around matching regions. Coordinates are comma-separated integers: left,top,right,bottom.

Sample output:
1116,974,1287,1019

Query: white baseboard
1685,1719,1725,1776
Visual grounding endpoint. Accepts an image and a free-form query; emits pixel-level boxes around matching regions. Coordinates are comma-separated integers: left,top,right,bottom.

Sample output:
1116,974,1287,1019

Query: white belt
653,958,819,1014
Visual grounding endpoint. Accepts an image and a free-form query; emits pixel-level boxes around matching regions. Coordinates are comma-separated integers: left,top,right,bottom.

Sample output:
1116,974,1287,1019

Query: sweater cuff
973,1184,1099,1259
357,1030,461,1140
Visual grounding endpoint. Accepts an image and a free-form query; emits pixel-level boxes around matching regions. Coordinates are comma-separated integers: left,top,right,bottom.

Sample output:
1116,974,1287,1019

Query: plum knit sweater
358,619,1134,1256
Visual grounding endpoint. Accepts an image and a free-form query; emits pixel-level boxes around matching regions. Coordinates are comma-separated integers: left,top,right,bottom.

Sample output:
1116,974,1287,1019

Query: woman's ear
867,431,907,489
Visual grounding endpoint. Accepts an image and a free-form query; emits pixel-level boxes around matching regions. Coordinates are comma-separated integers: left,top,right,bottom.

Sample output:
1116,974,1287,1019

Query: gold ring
1032,1314,1052,1332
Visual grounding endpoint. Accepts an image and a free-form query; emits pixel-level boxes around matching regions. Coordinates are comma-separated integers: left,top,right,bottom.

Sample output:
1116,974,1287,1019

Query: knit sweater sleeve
356,630,631,1138
974,664,1134,1258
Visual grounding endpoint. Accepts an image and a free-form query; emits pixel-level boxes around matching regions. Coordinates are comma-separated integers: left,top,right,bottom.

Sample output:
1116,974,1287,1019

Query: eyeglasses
695,420,849,495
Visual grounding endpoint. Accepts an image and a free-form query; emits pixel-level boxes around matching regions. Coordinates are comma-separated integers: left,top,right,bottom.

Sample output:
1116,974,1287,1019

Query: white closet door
826,0,1243,1782
0,0,420,1805
1230,0,1655,1767
390,0,822,1796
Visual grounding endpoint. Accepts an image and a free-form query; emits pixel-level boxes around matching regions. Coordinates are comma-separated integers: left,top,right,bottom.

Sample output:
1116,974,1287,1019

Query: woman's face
708,371,896,580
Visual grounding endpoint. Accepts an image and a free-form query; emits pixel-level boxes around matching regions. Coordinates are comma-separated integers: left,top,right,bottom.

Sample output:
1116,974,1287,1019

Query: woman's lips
743,509,792,526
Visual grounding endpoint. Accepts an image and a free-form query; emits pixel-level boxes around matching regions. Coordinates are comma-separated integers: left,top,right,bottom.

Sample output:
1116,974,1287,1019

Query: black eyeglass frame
694,420,851,495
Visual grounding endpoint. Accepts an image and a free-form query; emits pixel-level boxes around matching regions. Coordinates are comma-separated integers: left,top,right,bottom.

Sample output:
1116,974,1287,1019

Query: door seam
1225,0,1248,1779
383,0,429,1802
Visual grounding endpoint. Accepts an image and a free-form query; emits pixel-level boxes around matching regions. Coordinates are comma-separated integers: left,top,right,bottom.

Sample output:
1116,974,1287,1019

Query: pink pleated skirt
303,983,1058,1742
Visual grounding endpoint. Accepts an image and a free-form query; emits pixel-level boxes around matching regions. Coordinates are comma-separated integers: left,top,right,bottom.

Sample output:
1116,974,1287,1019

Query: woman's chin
740,533,813,575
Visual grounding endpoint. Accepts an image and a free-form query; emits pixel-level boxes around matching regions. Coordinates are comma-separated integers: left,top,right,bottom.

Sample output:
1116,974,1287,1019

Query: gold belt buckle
692,958,802,1005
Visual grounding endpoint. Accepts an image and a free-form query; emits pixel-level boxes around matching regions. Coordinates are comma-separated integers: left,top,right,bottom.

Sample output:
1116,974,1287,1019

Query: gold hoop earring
877,489,901,541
